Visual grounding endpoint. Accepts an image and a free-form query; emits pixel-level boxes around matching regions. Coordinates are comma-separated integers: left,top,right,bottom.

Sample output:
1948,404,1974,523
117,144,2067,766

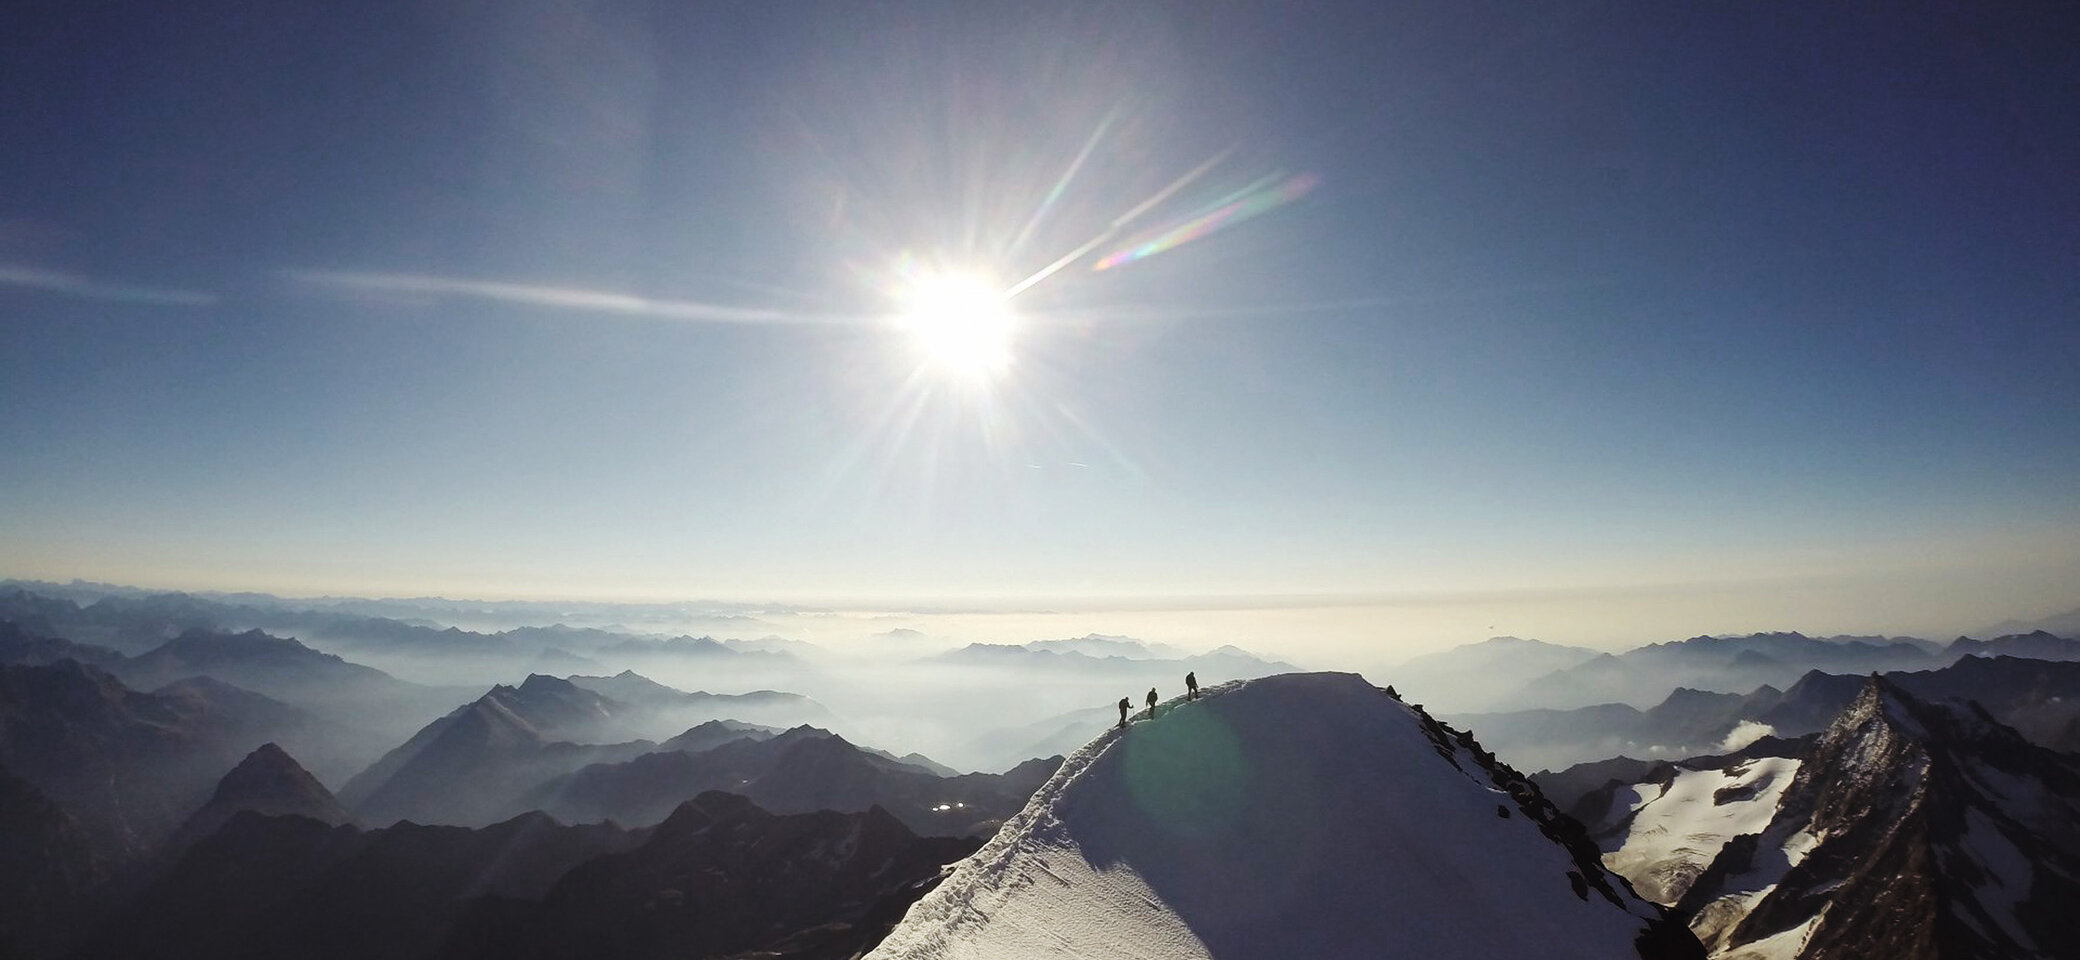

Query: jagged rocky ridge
1593,677,2080,959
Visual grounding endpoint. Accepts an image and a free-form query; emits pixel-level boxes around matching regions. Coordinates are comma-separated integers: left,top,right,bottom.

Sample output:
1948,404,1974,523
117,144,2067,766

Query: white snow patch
1719,912,1821,960
1684,817,1824,954
868,673,1665,960
1621,781,1667,813
1778,825,1819,866
1602,757,1799,906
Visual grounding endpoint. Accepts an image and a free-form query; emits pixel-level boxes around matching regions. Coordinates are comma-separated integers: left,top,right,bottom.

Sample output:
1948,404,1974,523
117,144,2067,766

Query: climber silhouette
1145,687,1158,719
1185,671,1198,700
1117,696,1130,728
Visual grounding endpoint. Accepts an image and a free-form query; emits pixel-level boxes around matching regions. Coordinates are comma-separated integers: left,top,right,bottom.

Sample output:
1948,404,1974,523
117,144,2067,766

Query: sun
894,269,1017,381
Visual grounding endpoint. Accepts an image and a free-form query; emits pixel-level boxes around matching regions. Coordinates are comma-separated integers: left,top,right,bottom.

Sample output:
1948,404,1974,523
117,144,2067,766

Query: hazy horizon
6,571,2070,670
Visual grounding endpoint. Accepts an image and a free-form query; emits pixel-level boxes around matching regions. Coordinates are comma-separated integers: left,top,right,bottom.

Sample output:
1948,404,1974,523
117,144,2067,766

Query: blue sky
3,1,2076,651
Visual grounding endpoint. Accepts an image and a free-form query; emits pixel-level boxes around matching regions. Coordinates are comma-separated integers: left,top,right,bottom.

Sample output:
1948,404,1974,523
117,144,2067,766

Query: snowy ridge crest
869,672,1703,960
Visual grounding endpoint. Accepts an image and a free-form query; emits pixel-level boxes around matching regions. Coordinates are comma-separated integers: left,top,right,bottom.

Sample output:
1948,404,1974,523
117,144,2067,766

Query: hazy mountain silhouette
658,717,778,752
1390,636,1603,712
1022,633,1189,658
524,724,1057,837
931,641,1293,676
953,703,1119,773
0,660,321,856
109,626,465,776
164,742,352,855
596,633,795,664
1947,628,2080,661
566,668,832,732
341,676,658,826
0,619,126,669
1975,609,2080,641
1456,653,2080,770
0,587,802,695
1495,632,1943,710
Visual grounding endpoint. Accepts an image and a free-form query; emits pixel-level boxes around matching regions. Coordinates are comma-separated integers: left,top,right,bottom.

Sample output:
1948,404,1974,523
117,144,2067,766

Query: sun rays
890,264,1017,382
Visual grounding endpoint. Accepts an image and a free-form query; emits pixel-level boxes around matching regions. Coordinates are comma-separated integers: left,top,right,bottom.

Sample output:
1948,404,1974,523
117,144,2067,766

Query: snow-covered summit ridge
868,672,1701,960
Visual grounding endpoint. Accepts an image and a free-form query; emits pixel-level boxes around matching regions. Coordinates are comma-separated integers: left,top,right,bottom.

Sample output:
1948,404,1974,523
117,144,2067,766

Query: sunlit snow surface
867,672,1668,960
1601,757,1801,906
1717,914,1820,960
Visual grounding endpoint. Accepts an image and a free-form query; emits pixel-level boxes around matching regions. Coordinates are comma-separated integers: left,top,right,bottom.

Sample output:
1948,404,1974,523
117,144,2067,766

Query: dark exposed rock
80,809,645,960
0,762,107,959
439,792,979,960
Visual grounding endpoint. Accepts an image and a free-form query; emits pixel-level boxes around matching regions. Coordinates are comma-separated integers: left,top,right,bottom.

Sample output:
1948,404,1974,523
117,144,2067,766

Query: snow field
1601,756,1800,905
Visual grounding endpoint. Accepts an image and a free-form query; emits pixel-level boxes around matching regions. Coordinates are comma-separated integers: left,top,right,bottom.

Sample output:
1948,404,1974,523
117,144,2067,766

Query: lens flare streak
1091,172,1319,271
1002,146,1236,300
1005,110,1119,260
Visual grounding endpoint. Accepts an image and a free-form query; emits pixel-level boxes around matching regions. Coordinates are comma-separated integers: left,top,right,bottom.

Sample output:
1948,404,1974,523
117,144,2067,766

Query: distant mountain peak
653,789,762,837
1478,635,1557,647
166,742,350,854
208,743,342,811
516,673,577,692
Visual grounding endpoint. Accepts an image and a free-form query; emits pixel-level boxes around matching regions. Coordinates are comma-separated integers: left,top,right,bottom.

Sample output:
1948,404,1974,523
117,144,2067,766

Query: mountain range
7,578,2079,959
0,587,803,691
931,640,1294,676
1397,630,2080,715
1,618,466,782
1449,653,2080,772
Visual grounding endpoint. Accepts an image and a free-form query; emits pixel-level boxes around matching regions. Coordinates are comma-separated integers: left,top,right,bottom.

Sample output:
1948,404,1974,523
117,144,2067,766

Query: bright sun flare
895,270,1016,381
